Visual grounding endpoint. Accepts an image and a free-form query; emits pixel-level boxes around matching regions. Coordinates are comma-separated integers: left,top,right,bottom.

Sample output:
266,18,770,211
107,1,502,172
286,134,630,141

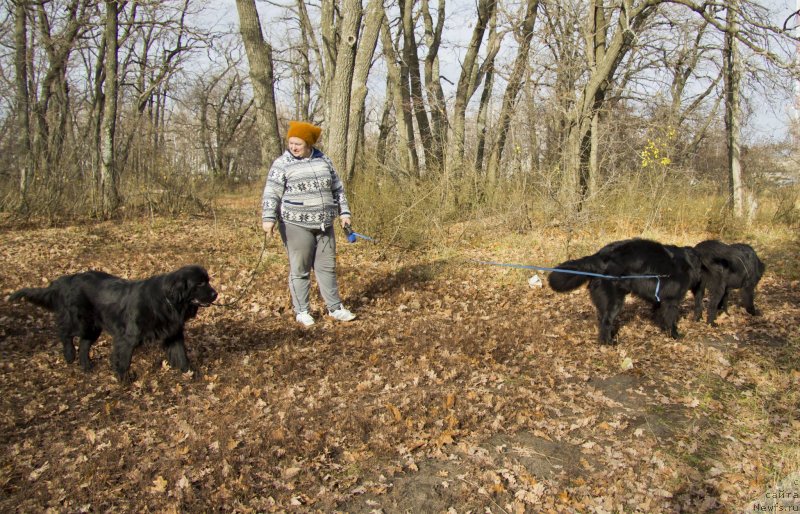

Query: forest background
0,0,798,232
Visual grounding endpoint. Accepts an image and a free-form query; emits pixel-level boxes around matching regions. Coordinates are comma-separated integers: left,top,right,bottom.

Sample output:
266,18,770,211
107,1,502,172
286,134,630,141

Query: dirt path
0,214,798,512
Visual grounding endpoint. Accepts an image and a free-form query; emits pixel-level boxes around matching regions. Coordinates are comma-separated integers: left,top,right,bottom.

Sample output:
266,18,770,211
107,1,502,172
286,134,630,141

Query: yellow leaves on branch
641,126,676,169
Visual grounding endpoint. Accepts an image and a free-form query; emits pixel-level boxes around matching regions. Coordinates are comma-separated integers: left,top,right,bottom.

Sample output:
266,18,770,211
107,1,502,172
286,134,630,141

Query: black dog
692,240,764,325
548,239,701,344
8,265,217,382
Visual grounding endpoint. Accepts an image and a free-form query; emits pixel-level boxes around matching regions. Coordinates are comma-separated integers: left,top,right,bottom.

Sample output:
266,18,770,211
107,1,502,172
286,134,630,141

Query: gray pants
279,222,343,314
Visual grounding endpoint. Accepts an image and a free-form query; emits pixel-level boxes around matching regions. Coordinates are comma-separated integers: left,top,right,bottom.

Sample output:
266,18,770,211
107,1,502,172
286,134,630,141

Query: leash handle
343,225,375,243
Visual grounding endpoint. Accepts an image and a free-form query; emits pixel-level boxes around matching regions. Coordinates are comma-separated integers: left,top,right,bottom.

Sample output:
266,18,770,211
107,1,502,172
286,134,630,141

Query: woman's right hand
262,221,275,236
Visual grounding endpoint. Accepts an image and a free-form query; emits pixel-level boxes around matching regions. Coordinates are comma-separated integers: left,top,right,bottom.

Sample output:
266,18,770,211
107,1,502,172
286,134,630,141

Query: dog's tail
7,286,59,310
548,254,606,292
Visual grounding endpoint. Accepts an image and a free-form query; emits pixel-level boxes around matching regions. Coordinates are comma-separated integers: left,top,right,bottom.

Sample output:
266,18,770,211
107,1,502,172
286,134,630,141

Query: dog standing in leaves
692,240,764,325
8,265,217,383
548,239,702,344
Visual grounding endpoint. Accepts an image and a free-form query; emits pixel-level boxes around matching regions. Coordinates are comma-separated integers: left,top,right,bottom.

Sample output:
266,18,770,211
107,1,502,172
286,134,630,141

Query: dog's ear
163,271,191,307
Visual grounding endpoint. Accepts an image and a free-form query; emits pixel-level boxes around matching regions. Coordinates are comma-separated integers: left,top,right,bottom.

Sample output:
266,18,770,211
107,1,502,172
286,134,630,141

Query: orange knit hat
287,121,322,147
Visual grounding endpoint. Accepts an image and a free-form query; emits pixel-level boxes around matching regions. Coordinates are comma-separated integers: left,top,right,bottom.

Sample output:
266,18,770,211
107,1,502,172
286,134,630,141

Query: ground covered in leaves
1,198,798,513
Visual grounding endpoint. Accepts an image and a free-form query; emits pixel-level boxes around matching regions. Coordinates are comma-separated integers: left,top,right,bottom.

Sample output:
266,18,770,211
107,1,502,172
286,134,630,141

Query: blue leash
472,259,666,302
348,231,375,242
344,226,375,243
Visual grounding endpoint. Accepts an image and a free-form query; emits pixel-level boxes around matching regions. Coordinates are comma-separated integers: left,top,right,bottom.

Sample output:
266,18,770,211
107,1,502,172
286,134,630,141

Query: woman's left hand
341,216,352,229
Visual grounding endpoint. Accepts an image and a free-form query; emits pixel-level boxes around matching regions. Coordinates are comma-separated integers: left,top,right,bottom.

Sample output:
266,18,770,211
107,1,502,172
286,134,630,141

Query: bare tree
195,55,255,178
326,0,362,175
560,0,658,209
724,1,745,218
449,0,498,182
381,10,417,175
293,0,318,120
474,10,500,176
643,0,800,216
29,0,91,186
236,0,282,168
99,0,120,216
345,0,383,181
421,0,447,175
400,0,437,174
485,0,539,185
12,0,32,199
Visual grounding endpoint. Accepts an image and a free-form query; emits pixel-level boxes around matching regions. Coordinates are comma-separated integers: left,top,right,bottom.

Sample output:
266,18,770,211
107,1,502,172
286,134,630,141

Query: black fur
8,265,217,383
692,240,764,325
548,239,701,344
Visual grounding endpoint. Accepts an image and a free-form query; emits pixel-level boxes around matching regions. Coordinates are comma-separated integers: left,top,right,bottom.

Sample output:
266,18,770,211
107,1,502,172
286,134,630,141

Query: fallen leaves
151,476,168,493
1,213,799,512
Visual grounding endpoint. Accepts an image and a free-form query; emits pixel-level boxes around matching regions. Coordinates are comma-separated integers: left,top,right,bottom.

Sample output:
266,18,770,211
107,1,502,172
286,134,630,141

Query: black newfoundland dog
548,239,701,344
692,240,764,325
8,265,217,382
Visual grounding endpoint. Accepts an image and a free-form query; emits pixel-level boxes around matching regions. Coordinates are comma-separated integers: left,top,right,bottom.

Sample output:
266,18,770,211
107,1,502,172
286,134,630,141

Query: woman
261,121,356,327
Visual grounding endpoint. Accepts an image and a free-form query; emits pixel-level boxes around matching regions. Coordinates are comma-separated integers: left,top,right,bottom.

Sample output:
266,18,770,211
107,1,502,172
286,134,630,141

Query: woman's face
288,137,311,158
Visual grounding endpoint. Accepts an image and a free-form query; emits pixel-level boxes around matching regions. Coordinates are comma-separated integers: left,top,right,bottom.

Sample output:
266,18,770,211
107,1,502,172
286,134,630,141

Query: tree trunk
400,0,438,174
100,0,120,216
474,11,500,183
31,0,86,181
13,0,32,198
450,0,496,181
421,0,447,176
296,0,324,119
236,0,282,169
346,0,383,181
585,0,608,197
294,6,312,121
327,0,362,175
376,74,394,167
475,66,494,178
561,1,655,208
725,2,745,218
381,11,416,176
486,0,539,184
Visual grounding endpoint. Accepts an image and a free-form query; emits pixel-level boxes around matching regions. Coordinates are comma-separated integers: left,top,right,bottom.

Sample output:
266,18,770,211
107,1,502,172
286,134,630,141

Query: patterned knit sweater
261,149,351,229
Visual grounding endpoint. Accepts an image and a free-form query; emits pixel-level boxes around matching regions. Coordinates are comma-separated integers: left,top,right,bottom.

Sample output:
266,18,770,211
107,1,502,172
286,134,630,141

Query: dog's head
164,265,217,317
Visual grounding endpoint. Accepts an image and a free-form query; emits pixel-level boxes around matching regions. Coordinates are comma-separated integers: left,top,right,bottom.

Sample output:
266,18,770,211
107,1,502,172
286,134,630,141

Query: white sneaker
329,308,356,322
295,311,315,327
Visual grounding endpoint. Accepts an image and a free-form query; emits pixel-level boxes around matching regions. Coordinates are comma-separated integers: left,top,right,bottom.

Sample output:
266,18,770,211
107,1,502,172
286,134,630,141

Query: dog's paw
117,370,137,385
